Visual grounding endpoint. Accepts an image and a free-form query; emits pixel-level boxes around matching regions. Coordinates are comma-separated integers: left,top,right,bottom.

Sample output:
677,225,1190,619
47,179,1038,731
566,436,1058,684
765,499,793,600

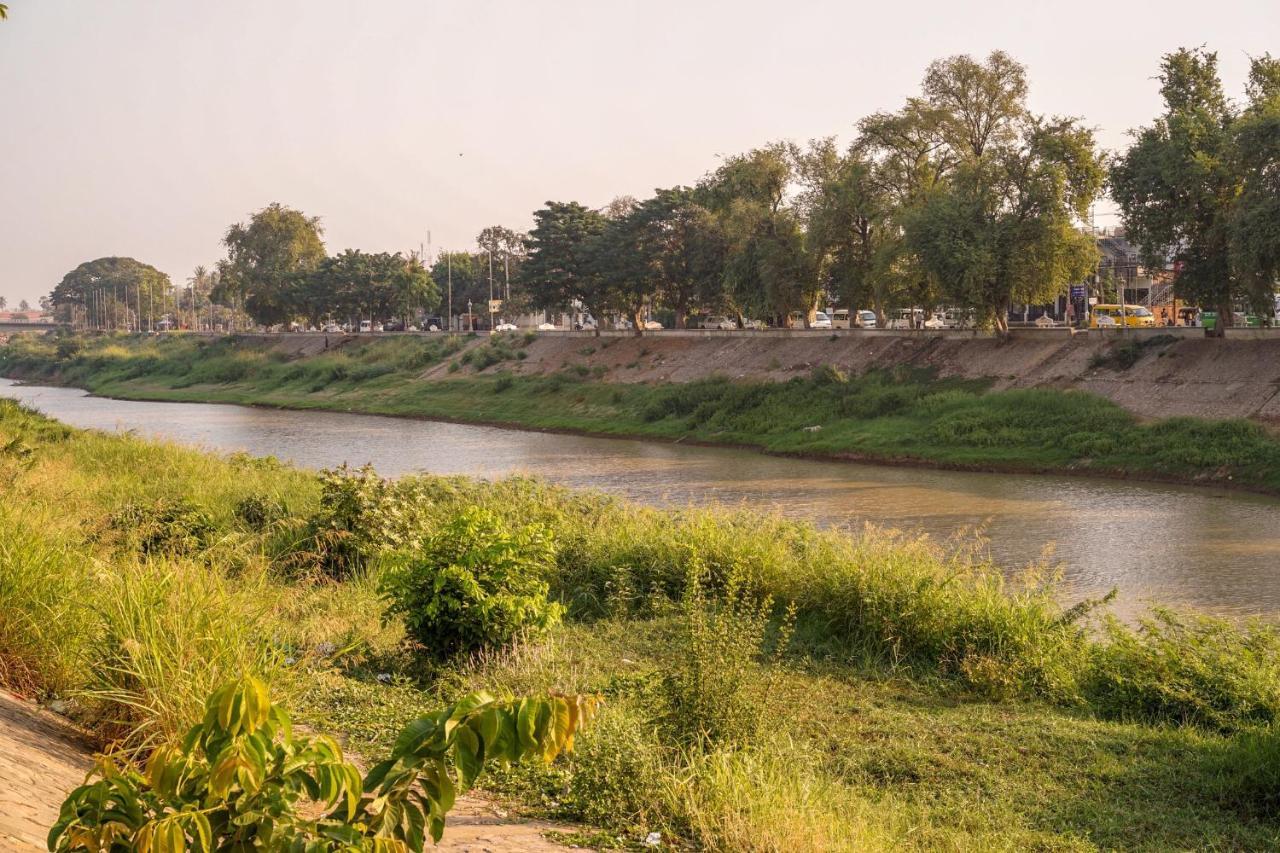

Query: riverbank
6,331,1280,495
5,398,1280,849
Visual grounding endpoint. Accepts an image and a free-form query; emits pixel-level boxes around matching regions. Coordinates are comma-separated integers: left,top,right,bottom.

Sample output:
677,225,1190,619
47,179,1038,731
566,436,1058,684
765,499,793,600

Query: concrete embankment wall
231,327,1280,422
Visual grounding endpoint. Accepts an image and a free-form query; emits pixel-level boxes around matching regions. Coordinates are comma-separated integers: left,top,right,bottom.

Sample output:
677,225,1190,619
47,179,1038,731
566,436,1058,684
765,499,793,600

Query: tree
701,143,814,326
0,297,6,310
902,52,1102,331
475,225,529,311
17,299,30,312
220,203,326,326
49,257,173,330
1110,49,1280,335
521,201,607,333
430,251,486,325
854,101,954,322
638,187,727,329
1227,55,1280,315
588,197,652,334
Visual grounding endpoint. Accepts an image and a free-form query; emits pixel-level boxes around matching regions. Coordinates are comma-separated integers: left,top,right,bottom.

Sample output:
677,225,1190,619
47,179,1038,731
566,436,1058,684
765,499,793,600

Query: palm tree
0,296,7,311
0,6,9,20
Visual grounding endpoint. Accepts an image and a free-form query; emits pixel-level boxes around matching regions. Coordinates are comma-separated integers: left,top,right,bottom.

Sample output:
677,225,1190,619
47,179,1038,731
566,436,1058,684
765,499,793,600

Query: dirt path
0,691,581,852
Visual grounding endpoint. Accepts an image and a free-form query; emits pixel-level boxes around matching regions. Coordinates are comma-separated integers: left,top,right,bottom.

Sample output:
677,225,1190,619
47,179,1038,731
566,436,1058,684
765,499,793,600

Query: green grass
5,385,1280,849
6,331,1280,492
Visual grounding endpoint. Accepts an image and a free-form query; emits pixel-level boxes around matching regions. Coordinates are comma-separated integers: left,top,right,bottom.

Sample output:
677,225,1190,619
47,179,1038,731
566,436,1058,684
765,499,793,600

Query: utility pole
488,250,495,331
447,252,453,333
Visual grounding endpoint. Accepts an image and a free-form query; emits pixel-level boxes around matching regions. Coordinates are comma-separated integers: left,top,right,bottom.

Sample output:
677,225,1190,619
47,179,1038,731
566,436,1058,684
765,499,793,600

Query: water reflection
4,378,1279,618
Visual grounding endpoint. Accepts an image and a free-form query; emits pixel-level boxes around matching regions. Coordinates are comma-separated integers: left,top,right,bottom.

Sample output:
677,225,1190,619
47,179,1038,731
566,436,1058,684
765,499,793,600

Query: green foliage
657,560,794,748
1111,49,1280,323
1085,609,1280,731
49,676,597,852
296,465,428,580
106,498,217,557
381,507,563,660
233,493,286,532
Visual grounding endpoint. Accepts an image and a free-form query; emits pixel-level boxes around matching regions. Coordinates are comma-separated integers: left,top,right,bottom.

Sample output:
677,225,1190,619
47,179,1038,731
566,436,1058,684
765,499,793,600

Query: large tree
521,201,607,332
903,52,1102,331
640,187,727,329
1111,50,1280,333
701,143,814,326
49,256,172,330
220,203,326,326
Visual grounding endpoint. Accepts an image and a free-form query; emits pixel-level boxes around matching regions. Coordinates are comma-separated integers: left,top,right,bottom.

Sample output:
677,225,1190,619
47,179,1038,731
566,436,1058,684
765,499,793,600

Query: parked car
699,315,737,330
423,316,443,332
811,311,833,330
323,323,343,333
923,312,948,330
359,320,373,333
1034,314,1060,328
831,309,851,329
856,309,877,328
537,322,557,331
643,320,664,330
494,322,519,332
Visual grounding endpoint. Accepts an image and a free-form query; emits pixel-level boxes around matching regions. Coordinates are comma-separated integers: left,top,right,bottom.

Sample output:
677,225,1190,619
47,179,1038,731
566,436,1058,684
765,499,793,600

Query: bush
105,498,217,556
233,493,286,531
293,465,430,580
656,560,793,749
382,506,563,660
1085,609,1280,731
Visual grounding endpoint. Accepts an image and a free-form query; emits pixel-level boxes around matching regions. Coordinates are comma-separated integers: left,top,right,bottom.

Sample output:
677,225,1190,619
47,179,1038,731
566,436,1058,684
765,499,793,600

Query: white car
704,315,737,330
811,311,833,330
537,322,557,331
493,322,519,332
1034,314,1059,328
856,310,877,328
643,320,663,331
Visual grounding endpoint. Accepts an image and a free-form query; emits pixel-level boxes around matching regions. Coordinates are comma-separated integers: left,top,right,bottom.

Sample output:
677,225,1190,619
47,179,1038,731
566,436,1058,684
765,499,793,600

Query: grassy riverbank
6,331,1280,493
4,397,1280,849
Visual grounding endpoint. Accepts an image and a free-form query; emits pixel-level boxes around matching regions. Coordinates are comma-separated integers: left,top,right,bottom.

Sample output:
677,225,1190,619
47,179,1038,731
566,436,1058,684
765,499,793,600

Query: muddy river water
5,377,1279,619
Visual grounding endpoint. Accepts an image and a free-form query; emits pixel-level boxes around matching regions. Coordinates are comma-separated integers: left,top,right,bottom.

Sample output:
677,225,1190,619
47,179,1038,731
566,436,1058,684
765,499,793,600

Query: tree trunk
631,307,645,337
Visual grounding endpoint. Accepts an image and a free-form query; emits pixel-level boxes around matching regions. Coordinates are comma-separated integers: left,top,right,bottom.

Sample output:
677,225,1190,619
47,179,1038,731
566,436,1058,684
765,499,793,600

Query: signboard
1070,285,1086,299
488,299,502,313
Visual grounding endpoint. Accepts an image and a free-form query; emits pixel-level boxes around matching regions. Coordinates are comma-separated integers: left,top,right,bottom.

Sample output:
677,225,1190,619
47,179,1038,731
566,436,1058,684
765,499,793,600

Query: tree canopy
219,203,327,326
1110,49,1280,331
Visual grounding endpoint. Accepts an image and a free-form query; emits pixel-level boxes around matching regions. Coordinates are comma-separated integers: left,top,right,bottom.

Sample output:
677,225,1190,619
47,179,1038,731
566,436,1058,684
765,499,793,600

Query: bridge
0,322,60,333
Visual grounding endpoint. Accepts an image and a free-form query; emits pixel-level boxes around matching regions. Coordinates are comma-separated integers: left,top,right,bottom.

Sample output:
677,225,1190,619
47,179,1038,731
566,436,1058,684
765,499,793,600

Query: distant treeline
49,48,1279,335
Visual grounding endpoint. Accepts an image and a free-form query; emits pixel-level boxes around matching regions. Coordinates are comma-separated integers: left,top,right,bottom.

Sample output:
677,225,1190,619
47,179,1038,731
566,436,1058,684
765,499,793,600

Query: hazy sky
2,0,1276,306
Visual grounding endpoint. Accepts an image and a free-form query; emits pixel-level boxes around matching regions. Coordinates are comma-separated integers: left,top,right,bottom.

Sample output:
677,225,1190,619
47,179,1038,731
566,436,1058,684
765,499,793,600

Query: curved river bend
4,378,1279,619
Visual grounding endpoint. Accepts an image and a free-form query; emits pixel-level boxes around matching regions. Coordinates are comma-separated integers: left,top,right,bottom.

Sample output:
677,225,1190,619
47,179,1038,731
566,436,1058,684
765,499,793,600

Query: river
4,377,1279,619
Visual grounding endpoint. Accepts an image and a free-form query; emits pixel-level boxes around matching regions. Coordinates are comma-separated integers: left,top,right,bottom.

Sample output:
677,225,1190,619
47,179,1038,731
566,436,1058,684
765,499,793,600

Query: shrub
656,560,794,749
50,676,597,851
382,506,563,660
294,465,429,580
105,498,217,556
233,493,286,531
1085,609,1280,731
493,372,516,393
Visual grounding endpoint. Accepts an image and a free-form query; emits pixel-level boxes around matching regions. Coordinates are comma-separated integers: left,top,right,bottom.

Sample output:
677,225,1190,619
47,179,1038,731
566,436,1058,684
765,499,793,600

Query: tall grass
5,395,1280,848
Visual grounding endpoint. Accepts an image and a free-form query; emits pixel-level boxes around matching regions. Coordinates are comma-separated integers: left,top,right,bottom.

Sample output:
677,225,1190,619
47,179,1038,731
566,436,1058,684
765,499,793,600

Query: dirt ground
0,690,581,852
238,329,1280,422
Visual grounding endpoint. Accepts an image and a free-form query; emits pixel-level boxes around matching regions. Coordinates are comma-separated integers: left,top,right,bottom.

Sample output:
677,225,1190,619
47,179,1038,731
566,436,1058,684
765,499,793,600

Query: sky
1,0,1277,307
